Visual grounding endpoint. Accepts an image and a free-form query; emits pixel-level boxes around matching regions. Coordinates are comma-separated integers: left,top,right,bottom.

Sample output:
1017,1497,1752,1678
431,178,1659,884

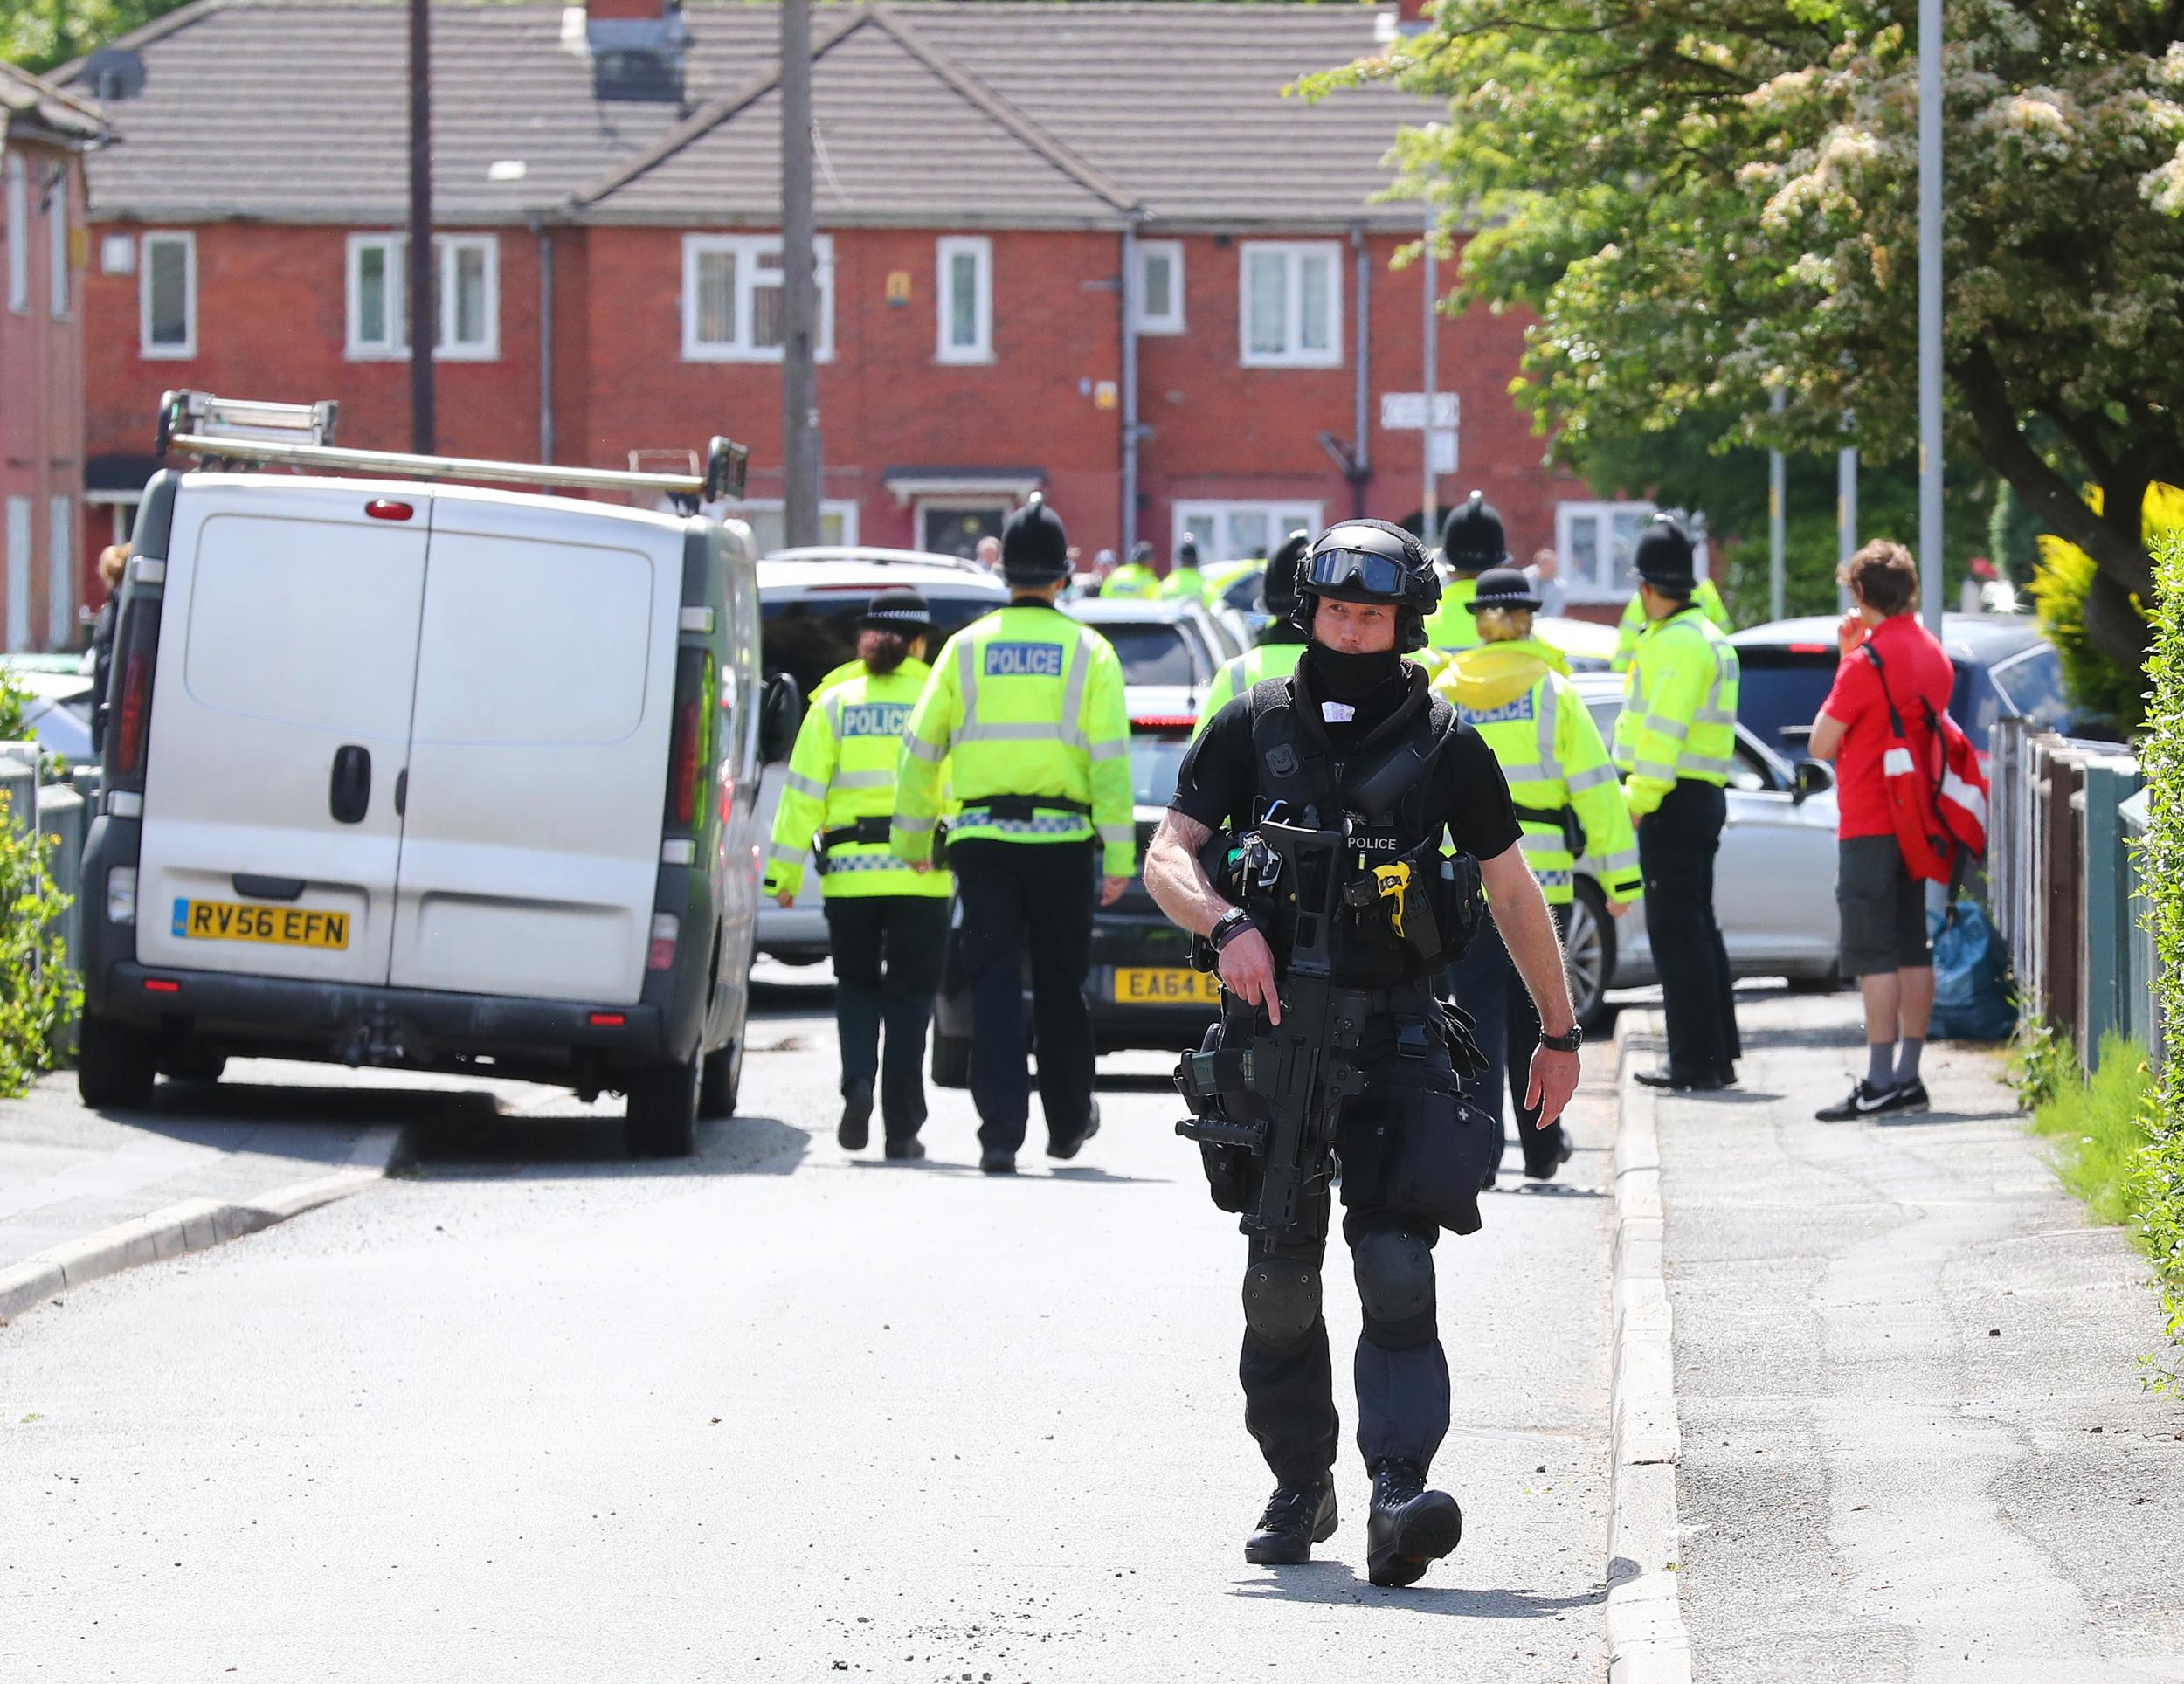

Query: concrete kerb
0,1122,409,1328
1604,1010,1693,1684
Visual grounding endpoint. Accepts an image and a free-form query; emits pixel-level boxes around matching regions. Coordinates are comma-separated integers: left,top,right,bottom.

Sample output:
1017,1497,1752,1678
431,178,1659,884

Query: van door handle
329,745,371,824
394,768,407,817
232,873,305,901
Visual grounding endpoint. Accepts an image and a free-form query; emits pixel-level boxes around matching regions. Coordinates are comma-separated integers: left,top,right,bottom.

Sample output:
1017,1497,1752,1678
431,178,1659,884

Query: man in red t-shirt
1806,540,1954,1120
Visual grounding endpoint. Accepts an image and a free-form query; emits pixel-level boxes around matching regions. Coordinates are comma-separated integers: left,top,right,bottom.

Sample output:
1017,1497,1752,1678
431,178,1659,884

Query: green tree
0,0,188,72
1317,0,2184,664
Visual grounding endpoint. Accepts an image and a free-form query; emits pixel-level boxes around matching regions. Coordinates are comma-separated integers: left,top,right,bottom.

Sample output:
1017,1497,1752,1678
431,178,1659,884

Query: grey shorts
1836,835,1931,977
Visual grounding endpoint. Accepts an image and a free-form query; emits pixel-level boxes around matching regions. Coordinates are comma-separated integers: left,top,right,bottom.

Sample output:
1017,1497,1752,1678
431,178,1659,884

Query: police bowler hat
858,586,936,637
1471,566,1543,613
1001,494,1071,583
1632,515,1697,590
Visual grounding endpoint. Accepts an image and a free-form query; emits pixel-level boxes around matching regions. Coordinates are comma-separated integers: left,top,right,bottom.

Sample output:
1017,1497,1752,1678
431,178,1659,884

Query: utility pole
1918,0,1943,634
781,0,820,546
1768,387,1787,622
407,0,433,453
1420,206,1438,542
1838,442,1859,612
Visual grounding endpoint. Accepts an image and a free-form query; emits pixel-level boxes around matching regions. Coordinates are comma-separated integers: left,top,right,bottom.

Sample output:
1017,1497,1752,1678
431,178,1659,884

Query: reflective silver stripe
1565,763,1616,793
905,734,946,763
784,770,827,799
1535,682,1562,780
1096,823,1134,845
893,815,936,834
1634,759,1678,782
765,841,804,866
832,769,895,790
1089,737,1128,762
957,720,1063,744
1641,713,1690,742
1059,632,1093,749
1682,754,1735,777
1600,847,1640,872
957,631,981,721
1695,707,1737,727
1518,830,1566,855
1500,766,1559,786
825,692,847,734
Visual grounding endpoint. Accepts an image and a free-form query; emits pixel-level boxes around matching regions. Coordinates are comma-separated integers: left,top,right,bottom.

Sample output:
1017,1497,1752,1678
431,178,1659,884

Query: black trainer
1243,1474,1337,1565
1890,1078,1931,1114
1048,1101,1102,1161
883,1136,926,1161
979,1150,1017,1176
837,1083,874,1151
1365,1460,1462,1588
1815,1078,1897,1122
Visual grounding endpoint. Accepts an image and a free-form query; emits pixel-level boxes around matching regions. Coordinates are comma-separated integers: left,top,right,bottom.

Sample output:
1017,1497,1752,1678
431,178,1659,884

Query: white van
78,393,791,1156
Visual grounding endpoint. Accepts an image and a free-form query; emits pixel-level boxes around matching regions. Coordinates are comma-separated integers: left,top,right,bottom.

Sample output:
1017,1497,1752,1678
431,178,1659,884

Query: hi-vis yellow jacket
1101,562,1159,600
1610,578,1730,672
1612,606,1742,818
1435,638,1641,907
764,659,951,901
1158,565,1208,603
893,604,1136,877
1193,638,1307,735
1422,574,1482,652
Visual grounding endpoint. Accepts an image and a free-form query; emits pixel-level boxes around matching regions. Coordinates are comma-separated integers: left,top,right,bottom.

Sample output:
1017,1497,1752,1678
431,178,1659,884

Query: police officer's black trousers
1638,779,1742,1078
823,894,950,1140
948,838,1096,1154
1447,906,1568,1174
1239,1190,1450,1486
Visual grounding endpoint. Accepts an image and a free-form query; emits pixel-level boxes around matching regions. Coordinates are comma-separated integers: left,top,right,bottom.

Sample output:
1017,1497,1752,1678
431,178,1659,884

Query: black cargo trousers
1236,1013,1485,1486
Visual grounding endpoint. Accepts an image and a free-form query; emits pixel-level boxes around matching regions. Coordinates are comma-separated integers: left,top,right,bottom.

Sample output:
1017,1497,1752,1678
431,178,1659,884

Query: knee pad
1241,1258,1322,1347
1353,1228,1436,1332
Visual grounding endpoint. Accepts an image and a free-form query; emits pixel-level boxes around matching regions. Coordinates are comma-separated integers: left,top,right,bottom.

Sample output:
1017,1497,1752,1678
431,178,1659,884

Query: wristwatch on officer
1538,1025,1583,1053
1209,908,1258,952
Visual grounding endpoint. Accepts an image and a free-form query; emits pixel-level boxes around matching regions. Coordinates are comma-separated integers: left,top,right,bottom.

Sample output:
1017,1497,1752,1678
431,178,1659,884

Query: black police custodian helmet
857,586,936,638
1632,514,1697,592
1261,528,1311,618
1441,490,1509,575
1471,566,1543,613
1294,518,1441,652
1000,493,1070,584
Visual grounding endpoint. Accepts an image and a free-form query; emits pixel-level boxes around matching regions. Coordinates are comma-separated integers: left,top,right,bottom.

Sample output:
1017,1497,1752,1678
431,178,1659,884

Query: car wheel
625,1055,701,1158
1565,880,1618,1036
699,1039,742,1119
160,1047,228,1084
78,1009,157,1110
931,1032,972,1089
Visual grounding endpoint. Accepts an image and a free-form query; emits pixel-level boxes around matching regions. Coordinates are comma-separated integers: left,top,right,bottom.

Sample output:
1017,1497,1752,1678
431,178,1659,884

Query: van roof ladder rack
155,389,749,513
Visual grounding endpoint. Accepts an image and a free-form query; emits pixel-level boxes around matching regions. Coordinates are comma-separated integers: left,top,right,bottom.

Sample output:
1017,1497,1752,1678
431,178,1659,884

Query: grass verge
2025,1031,2158,1229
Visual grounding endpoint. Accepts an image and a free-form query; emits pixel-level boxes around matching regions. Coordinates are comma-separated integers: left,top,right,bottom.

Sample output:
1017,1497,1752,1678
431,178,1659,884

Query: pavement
1644,993,2184,1682
0,981,1621,1681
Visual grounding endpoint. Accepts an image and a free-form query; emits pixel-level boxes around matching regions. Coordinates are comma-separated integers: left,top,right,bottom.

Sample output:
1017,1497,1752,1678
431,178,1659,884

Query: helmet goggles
1300,546,1411,600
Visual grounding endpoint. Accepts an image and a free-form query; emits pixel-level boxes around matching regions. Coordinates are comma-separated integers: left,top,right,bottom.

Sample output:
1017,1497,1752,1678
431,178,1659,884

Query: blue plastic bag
1928,900,2017,1041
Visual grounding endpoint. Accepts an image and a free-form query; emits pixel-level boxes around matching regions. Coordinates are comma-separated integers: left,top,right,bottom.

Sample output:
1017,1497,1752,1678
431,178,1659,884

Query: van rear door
135,480,428,984
384,496,678,1004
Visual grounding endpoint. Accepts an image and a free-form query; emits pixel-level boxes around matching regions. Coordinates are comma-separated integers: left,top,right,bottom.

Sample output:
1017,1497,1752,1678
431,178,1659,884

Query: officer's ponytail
859,628,912,676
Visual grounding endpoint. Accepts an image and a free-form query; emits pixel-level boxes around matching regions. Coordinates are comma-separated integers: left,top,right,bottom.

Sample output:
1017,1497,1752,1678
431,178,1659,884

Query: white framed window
47,496,71,647
88,491,141,552
47,180,67,321
5,498,30,652
345,232,500,361
1173,500,1324,565
936,235,992,363
140,231,197,359
1133,239,1184,335
1555,500,1662,603
1239,241,1340,369
712,499,860,556
5,155,26,314
682,233,835,363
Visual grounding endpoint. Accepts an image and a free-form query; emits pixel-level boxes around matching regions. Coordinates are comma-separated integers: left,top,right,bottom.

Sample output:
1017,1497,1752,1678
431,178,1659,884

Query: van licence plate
173,899,350,950
1113,966,1220,1005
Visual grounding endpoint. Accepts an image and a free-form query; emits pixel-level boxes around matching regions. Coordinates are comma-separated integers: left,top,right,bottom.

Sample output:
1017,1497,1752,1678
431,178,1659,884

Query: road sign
1380,392,1459,431
1427,429,1457,475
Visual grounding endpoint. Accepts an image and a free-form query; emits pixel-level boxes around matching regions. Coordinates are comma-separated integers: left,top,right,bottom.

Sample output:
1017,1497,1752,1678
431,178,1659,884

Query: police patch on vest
1458,695,1537,726
837,702,910,738
984,641,1065,678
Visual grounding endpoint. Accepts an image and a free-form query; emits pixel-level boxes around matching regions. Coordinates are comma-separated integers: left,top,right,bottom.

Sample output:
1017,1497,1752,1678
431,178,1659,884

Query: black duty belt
962,795,1092,821
819,816,895,852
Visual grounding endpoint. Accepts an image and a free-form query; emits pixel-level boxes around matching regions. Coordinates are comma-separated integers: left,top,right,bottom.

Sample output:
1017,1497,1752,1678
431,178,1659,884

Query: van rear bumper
94,960,668,1068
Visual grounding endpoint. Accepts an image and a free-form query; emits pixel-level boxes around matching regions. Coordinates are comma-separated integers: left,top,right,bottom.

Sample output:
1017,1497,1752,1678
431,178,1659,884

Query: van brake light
670,697,702,825
115,652,150,776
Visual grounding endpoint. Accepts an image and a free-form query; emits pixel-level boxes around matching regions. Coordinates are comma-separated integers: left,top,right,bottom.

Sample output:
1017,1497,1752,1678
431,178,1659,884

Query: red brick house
0,64,102,652
63,0,1652,604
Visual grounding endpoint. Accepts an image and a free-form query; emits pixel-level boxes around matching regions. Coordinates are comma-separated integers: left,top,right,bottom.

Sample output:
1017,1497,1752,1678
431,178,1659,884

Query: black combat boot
837,1083,874,1151
1365,1460,1462,1587
1243,1472,1337,1565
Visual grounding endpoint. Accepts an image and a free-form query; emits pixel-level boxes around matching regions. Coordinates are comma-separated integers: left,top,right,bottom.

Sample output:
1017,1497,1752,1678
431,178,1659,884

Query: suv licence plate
173,899,350,950
1113,966,1220,1005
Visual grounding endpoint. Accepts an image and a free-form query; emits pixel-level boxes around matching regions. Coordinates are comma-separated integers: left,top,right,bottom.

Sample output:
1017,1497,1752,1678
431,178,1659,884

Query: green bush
0,790,79,1097
2029,539,2150,732
2028,1032,2157,1228
2131,530,2184,1385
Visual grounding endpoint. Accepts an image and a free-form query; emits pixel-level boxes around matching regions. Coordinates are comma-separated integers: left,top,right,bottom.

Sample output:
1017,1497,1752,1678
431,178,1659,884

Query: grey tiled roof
66,0,1434,228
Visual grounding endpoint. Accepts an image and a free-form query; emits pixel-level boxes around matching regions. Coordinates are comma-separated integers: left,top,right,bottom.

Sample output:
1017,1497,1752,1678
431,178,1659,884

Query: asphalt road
2,981,1615,1681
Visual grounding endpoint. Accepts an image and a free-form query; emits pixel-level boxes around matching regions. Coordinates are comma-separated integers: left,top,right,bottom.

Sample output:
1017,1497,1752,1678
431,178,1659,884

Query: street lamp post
1918,0,1944,634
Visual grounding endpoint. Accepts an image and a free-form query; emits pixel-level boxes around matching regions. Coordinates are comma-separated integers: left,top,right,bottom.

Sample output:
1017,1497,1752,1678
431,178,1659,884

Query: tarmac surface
1,978,1618,1681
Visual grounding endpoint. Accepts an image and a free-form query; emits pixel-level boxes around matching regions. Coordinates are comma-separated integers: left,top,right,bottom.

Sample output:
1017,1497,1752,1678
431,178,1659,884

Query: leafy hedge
0,786,78,1097
2132,531,2184,1384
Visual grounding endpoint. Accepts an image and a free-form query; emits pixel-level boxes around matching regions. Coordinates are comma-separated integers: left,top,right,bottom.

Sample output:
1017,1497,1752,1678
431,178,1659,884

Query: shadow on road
1229,1560,1608,1617
407,1112,812,1180
94,1080,504,1163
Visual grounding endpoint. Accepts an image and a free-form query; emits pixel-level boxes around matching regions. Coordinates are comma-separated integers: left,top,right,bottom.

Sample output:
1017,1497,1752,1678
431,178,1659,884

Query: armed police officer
894,497,1134,1175
1144,519,1582,1586
1194,529,1310,729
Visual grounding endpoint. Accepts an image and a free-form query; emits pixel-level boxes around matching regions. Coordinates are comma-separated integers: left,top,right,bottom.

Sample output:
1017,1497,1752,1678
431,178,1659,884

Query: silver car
1563,671,1842,1028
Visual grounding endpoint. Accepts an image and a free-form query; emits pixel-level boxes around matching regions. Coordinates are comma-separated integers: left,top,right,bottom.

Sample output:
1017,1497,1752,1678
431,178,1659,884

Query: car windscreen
1089,621,1203,687
1987,645,2074,734
1129,732,1192,808
761,590,999,709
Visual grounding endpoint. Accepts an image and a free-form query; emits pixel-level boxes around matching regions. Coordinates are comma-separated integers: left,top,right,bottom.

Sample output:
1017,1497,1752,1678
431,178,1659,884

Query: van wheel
931,1032,972,1089
699,1039,742,1119
79,1010,158,1110
161,1048,228,1084
1565,880,1619,1036
626,1056,701,1158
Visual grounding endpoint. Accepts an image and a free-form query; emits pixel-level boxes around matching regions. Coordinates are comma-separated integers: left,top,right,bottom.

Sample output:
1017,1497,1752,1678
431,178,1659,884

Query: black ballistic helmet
1000,493,1071,584
857,586,936,637
1441,490,1510,575
1470,566,1543,613
1632,514,1697,592
1294,518,1441,652
1261,528,1311,618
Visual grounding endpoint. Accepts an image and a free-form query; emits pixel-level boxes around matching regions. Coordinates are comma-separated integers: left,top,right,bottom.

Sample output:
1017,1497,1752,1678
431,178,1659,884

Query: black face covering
1304,641,1404,704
